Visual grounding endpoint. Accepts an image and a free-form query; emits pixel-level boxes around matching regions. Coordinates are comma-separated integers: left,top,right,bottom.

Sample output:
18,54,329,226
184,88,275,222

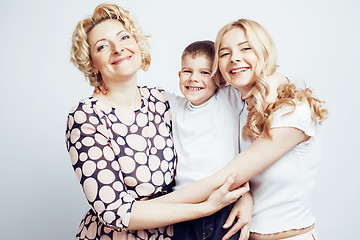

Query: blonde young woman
158,19,327,240
66,3,249,240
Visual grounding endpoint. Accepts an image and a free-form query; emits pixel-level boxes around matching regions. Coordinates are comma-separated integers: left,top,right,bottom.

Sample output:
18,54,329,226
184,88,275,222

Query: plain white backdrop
1,0,359,239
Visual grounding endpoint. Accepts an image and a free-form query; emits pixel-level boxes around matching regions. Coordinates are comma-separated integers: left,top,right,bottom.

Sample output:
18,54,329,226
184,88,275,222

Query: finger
222,219,245,240
94,87,100,94
223,210,237,229
238,223,250,240
219,173,236,192
241,91,252,100
246,97,255,110
229,187,249,201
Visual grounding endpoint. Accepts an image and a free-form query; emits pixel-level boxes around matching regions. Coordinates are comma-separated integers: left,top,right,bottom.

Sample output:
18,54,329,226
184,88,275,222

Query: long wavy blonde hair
213,19,327,141
70,3,151,87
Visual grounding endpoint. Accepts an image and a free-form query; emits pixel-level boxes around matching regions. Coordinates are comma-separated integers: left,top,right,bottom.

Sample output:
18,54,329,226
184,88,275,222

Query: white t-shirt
167,86,244,189
240,101,321,234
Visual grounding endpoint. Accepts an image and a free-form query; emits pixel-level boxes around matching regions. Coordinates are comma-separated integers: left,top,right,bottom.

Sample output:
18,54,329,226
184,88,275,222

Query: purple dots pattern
66,87,176,239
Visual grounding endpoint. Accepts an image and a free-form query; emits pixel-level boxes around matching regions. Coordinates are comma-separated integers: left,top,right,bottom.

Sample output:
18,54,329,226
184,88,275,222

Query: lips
111,55,131,65
230,67,249,74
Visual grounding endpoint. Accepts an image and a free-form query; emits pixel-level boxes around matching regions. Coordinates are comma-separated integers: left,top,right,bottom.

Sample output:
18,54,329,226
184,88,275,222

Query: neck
94,76,140,110
239,86,254,99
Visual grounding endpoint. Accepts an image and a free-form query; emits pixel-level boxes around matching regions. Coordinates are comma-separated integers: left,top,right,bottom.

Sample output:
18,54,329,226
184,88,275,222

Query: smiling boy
166,41,251,240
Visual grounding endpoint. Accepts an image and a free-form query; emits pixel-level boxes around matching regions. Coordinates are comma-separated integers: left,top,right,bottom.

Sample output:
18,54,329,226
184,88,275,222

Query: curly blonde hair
213,19,327,141
70,3,151,87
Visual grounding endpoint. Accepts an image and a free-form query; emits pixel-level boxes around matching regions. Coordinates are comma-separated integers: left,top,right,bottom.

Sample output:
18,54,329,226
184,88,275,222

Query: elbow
97,207,132,232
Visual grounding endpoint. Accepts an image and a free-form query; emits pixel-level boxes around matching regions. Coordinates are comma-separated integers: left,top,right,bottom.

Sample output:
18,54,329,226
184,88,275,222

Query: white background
1,0,359,239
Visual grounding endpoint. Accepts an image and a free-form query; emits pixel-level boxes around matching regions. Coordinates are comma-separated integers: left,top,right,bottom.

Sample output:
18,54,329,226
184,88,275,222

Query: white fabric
240,101,321,234
167,85,244,189
282,229,317,240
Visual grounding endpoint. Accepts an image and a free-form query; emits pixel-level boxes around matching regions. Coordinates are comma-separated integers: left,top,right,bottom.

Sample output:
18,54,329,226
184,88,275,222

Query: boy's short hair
181,40,215,61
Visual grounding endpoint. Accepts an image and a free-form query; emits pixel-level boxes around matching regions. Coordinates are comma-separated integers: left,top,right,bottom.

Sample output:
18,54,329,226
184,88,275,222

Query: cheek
248,53,258,66
218,60,227,75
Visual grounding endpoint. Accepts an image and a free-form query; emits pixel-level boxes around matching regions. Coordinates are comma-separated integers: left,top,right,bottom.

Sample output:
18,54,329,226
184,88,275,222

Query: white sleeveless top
240,101,321,234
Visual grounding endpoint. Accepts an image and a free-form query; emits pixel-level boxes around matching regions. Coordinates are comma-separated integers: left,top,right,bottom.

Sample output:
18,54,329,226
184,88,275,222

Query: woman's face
218,27,258,92
87,19,142,83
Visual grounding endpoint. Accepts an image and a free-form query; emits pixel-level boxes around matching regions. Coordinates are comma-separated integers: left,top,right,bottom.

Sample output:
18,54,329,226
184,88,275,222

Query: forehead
87,19,127,44
220,27,247,47
182,54,213,68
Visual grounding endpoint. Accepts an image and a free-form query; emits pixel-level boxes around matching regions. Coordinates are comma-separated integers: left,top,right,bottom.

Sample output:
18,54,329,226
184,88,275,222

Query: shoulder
140,86,168,102
274,101,311,121
216,85,244,111
68,97,96,117
271,101,316,136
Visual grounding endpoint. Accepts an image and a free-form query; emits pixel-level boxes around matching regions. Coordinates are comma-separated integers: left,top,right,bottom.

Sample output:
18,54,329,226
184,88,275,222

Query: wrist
198,201,218,217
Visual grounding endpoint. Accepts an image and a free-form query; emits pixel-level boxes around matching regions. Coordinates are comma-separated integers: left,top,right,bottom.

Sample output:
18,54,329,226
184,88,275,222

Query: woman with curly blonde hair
66,3,248,240
164,19,327,240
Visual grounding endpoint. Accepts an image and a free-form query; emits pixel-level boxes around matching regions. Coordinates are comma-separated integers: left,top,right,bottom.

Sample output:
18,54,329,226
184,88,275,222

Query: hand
94,81,109,95
222,192,253,240
242,91,255,116
205,174,249,215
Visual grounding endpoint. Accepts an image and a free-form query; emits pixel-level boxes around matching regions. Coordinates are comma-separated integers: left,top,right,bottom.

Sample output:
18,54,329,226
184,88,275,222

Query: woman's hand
222,192,253,240
205,174,249,215
94,81,109,95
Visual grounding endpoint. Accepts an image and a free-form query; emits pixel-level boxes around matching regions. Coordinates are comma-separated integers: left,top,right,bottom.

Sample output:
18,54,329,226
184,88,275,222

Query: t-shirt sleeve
165,91,185,118
271,102,317,137
65,101,135,231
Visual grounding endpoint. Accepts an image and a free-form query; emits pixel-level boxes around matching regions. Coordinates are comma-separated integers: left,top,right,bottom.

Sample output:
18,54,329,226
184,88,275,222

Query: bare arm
127,174,248,230
154,126,308,204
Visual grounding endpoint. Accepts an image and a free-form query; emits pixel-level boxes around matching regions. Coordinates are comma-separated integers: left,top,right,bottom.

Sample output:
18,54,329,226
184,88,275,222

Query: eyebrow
93,30,128,46
219,41,249,52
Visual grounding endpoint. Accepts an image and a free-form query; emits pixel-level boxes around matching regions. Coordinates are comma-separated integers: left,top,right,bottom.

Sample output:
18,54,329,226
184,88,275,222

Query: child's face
179,54,217,106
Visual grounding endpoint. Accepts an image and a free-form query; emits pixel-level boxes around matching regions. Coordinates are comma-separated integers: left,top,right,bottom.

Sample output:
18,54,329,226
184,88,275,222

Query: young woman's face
88,19,142,82
218,27,258,92
179,54,217,106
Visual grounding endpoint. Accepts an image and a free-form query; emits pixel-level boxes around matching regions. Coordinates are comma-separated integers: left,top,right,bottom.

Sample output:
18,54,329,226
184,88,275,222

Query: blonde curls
70,3,151,87
213,19,327,141
243,83,328,141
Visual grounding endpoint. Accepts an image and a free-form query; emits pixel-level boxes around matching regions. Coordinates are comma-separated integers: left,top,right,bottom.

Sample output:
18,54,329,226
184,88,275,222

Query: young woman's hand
205,174,249,215
222,192,253,240
94,81,109,95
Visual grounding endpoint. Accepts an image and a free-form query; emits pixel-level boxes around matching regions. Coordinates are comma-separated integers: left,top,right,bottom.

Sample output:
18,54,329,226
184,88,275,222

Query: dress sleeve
270,102,317,137
65,101,135,231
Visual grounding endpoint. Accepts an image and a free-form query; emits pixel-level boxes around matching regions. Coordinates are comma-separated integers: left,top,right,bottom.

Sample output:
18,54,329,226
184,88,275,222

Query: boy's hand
94,81,109,95
242,91,255,116
222,191,253,240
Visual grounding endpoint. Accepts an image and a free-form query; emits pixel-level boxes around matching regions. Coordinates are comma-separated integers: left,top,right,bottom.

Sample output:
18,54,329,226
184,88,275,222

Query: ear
178,71,181,78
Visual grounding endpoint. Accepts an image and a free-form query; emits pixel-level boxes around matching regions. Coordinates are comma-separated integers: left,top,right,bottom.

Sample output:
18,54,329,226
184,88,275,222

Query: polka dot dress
66,86,176,240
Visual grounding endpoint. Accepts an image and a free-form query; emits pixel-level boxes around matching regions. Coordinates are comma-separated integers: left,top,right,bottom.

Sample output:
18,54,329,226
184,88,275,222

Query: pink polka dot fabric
66,86,176,239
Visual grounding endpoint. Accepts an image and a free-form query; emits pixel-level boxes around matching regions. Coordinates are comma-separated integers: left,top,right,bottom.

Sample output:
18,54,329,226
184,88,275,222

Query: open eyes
95,34,131,52
97,45,107,51
219,46,252,58
120,35,130,41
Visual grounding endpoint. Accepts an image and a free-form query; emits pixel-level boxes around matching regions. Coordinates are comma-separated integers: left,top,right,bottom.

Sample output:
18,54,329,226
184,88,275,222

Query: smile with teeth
186,86,203,91
230,67,249,74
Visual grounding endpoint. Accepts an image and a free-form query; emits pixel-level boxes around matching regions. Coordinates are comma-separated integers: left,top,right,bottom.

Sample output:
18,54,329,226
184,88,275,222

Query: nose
190,72,200,82
230,50,243,63
112,42,124,55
